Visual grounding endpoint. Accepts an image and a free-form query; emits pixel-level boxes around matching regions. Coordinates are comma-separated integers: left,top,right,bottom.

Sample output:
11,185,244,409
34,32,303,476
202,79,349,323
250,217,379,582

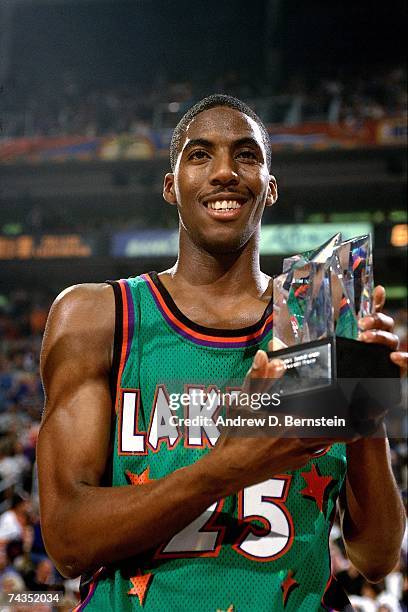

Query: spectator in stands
0,493,31,546
0,546,19,583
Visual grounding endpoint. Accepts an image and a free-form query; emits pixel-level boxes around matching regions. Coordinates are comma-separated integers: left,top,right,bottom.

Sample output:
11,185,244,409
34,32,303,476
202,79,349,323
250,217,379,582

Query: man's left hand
358,285,407,372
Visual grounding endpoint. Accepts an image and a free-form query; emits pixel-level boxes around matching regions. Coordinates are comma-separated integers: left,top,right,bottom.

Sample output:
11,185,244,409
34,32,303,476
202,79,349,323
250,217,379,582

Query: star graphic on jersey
126,467,151,486
216,605,235,612
128,571,153,606
300,463,334,514
281,570,299,607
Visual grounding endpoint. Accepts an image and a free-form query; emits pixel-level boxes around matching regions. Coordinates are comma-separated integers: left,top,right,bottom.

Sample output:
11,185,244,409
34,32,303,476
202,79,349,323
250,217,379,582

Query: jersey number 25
157,476,293,562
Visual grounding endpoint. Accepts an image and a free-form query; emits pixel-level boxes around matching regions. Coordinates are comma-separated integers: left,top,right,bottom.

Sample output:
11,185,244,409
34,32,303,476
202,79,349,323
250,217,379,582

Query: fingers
390,351,408,372
250,350,285,380
358,312,395,333
373,285,386,313
359,307,398,351
250,349,269,378
359,329,399,350
242,350,285,395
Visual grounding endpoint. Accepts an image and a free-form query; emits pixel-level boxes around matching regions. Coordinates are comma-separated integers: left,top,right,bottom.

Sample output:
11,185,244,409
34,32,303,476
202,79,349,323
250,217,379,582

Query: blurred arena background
0,0,406,609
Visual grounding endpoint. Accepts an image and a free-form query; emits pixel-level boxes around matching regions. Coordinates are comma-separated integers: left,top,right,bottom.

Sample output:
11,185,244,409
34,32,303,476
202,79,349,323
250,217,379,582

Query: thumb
373,285,386,313
250,349,269,378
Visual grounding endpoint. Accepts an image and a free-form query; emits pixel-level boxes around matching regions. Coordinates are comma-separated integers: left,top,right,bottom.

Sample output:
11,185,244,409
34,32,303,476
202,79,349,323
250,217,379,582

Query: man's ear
265,175,278,207
163,173,177,205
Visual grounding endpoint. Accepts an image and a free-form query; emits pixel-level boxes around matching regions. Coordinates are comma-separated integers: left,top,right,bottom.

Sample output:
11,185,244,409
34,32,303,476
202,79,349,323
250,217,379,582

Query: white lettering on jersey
148,385,181,451
120,390,145,453
186,386,221,447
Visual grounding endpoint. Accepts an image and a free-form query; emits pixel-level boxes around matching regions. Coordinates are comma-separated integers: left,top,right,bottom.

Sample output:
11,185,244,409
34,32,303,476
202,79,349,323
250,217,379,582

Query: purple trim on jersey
74,568,105,611
124,279,135,361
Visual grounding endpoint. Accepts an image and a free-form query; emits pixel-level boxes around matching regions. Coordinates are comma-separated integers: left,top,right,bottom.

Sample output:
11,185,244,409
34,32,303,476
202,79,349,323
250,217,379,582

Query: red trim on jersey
114,281,129,412
142,273,273,345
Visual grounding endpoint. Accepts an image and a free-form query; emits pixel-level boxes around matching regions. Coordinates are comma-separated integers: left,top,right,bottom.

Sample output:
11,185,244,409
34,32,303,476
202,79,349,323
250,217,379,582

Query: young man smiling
38,95,405,611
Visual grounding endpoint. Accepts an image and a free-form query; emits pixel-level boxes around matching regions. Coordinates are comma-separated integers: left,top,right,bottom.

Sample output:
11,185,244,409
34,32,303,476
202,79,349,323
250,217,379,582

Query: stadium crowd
0,290,80,609
1,66,406,139
0,288,406,610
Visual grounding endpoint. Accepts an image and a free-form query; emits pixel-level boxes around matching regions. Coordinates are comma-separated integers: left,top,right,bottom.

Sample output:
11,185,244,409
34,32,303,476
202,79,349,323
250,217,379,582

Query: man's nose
209,153,239,186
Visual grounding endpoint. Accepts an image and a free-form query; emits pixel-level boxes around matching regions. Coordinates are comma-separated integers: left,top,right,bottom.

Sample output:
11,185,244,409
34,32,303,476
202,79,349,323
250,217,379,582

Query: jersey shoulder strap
106,276,147,408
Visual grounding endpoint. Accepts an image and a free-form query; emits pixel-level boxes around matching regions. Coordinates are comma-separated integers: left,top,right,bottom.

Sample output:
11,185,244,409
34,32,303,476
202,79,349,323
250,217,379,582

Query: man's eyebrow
182,136,264,156
182,138,213,154
233,137,262,150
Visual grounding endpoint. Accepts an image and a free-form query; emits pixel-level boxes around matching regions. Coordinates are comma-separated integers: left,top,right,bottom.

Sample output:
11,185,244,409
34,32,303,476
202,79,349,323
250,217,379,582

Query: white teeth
208,200,242,210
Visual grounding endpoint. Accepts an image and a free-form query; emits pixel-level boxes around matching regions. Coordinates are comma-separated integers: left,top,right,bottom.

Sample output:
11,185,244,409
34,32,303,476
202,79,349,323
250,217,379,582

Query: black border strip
106,280,123,405
148,271,274,338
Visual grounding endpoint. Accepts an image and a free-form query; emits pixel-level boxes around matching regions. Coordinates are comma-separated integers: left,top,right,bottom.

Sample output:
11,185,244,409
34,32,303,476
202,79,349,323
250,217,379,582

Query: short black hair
169,94,271,171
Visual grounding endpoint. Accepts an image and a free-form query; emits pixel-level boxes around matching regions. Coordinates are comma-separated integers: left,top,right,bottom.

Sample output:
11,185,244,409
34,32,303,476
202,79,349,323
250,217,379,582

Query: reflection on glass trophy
280,233,373,342
331,235,373,339
272,260,335,397
282,232,342,273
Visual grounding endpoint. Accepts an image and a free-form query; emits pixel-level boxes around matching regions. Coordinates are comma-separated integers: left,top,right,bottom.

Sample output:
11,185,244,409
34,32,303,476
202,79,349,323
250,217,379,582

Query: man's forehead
183,106,263,147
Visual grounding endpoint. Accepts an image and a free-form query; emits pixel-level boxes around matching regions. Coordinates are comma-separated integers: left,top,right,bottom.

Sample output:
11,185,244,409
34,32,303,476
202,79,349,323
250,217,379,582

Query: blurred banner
112,223,372,258
112,229,179,257
0,118,406,163
0,225,385,260
0,234,95,259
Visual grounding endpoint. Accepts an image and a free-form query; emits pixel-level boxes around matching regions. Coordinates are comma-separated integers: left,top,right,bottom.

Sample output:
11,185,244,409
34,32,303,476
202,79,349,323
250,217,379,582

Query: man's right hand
203,349,356,494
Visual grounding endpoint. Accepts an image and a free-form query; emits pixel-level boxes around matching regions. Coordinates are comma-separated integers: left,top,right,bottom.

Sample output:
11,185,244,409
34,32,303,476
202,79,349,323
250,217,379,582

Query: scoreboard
0,234,92,259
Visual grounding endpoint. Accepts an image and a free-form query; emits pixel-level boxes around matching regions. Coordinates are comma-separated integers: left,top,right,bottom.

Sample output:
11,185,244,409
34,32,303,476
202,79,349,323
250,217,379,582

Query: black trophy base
267,337,401,436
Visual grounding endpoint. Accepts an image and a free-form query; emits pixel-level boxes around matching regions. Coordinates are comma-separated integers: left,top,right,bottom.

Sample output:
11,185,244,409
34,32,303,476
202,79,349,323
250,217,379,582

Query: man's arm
339,430,405,581
338,286,405,582
37,283,230,578
38,284,334,578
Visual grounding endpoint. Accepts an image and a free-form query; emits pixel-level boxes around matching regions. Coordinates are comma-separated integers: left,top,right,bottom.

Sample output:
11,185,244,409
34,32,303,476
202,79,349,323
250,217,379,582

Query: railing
151,95,342,130
1,95,347,139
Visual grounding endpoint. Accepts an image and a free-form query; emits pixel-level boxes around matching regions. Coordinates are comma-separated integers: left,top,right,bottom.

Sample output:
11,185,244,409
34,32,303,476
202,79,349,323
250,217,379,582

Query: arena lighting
390,224,408,248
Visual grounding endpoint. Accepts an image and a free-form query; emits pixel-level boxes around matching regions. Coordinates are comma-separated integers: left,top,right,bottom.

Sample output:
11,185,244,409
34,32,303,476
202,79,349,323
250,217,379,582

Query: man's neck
166,230,268,299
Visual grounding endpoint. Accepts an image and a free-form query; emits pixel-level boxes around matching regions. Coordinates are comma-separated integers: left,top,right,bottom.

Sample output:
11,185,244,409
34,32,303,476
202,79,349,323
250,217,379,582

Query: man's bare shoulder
51,282,114,319
42,283,115,361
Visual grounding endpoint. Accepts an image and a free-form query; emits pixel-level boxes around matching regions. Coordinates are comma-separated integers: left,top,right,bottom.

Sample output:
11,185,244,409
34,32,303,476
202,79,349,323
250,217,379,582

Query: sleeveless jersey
77,273,350,612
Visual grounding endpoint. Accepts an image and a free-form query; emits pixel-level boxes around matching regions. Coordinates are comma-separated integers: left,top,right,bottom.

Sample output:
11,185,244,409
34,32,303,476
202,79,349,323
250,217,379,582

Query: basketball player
37,95,405,611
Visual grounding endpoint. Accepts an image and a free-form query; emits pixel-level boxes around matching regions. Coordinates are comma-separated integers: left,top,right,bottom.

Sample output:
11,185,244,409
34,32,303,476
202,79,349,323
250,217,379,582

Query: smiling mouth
203,199,245,211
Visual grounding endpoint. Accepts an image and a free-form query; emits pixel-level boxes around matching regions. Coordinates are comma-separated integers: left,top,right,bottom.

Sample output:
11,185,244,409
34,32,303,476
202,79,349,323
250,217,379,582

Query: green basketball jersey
78,273,350,612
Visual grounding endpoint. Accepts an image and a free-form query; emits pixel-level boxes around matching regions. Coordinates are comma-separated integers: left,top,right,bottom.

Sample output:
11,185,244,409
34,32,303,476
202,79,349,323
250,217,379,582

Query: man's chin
198,233,251,256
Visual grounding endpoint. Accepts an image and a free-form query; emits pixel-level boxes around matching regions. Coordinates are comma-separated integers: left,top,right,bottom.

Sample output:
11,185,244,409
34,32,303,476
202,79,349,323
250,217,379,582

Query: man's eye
237,150,257,160
188,150,209,160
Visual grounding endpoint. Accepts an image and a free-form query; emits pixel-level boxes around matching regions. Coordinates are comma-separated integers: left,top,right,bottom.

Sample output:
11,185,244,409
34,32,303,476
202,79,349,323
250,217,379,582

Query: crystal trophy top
273,262,333,347
272,260,334,396
279,233,374,341
271,233,374,398
331,235,373,339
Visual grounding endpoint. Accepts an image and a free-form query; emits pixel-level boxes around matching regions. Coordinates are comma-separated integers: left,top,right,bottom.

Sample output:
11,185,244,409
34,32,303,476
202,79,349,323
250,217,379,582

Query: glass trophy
330,235,373,340
272,260,336,398
268,233,400,435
